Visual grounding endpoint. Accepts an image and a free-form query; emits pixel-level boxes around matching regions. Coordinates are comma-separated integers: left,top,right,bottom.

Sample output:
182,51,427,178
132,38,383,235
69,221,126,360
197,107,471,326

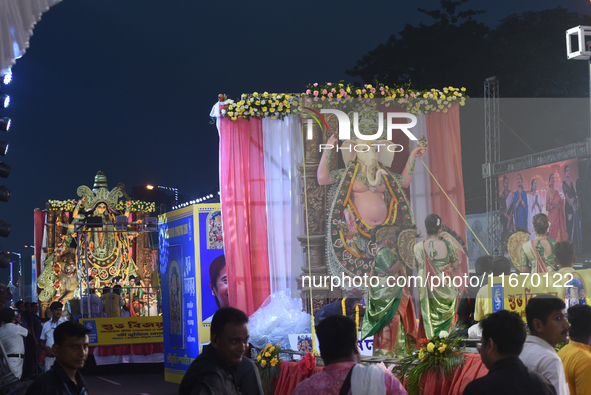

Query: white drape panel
410,114,431,232
0,0,61,73
262,116,304,294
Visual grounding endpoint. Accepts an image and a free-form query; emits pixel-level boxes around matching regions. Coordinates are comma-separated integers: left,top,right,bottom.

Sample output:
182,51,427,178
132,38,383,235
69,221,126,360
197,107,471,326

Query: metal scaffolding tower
483,77,501,257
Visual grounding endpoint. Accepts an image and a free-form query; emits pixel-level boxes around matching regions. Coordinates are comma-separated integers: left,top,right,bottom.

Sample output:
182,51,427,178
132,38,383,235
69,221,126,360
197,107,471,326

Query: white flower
439,330,449,339
221,109,226,115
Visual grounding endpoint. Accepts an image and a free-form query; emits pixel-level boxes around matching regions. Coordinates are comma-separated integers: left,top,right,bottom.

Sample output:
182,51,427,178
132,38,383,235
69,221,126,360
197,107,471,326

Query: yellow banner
81,316,163,346
487,270,591,320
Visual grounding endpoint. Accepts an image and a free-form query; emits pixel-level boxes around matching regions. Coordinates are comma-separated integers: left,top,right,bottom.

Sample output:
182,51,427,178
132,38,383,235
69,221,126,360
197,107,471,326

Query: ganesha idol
318,116,427,283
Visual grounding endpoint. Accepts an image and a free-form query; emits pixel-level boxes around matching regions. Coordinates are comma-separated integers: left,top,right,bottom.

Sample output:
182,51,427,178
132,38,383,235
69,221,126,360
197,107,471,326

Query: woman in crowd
414,214,461,339
520,213,557,273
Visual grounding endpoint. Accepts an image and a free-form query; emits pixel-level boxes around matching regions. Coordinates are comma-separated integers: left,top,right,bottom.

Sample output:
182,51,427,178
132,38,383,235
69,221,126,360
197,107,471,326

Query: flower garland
394,330,466,395
115,200,156,213
46,199,156,213
222,82,467,121
224,92,300,121
341,297,360,330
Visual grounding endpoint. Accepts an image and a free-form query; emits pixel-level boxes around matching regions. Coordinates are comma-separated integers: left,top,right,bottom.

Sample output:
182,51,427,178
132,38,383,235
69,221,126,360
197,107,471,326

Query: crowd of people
0,299,91,395
80,275,160,318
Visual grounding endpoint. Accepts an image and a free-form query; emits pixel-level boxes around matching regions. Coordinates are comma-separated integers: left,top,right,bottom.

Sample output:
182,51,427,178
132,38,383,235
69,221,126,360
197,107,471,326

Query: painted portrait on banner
207,211,223,249
565,272,587,307
199,208,226,343
499,159,582,250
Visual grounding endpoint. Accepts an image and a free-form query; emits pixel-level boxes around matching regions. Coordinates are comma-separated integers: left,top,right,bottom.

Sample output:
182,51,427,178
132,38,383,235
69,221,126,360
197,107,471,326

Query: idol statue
38,171,139,305
317,105,426,357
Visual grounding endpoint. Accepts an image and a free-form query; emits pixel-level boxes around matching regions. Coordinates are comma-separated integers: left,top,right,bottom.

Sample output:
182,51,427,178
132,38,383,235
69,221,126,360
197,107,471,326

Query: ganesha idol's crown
76,171,123,210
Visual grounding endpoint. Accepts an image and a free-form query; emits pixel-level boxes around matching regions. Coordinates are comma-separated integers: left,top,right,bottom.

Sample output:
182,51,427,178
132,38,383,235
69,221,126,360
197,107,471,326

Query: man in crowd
0,307,28,379
558,304,591,394
555,241,576,272
102,285,123,318
40,302,68,372
26,321,90,395
23,302,43,380
81,286,104,318
179,307,262,395
458,255,492,327
293,315,407,395
520,295,570,395
474,257,511,322
464,310,556,394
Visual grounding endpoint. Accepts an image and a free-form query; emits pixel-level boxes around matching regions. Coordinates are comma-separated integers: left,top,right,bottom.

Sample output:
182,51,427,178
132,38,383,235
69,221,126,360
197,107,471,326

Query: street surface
81,362,179,395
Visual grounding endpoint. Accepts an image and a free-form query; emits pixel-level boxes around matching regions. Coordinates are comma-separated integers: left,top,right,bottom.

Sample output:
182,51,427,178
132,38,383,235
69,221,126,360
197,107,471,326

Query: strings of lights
172,191,220,210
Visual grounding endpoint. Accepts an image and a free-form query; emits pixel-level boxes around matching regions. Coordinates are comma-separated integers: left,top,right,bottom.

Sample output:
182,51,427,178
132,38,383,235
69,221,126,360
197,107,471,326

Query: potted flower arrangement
394,330,466,395
255,343,283,395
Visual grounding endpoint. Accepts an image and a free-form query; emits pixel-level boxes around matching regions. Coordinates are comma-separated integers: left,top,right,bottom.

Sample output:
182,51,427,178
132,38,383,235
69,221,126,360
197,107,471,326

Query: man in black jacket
464,310,556,395
25,321,90,395
179,307,262,395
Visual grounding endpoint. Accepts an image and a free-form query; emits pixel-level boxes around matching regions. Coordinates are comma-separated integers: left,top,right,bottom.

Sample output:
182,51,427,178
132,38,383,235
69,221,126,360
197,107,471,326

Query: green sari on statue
414,239,458,339
361,247,418,357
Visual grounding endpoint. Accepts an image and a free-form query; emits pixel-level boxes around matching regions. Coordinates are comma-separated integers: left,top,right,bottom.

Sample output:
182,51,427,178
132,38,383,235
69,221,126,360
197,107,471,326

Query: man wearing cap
0,307,28,379
39,302,67,372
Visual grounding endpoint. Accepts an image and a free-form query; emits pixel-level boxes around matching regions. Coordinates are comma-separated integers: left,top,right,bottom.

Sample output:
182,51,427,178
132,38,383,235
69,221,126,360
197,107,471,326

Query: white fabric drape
262,116,304,294
0,0,62,73
410,114,431,232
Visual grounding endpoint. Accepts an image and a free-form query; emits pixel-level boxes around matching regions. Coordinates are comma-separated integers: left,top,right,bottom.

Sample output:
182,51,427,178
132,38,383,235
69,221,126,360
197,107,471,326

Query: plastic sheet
248,290,311,349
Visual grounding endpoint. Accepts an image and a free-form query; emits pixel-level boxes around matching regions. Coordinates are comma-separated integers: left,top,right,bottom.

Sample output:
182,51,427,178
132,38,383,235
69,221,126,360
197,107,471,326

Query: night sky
1,0,590,289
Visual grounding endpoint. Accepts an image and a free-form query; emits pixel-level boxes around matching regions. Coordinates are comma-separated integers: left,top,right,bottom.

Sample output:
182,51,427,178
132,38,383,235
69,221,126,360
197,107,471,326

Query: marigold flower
265,352,271,357
270,358,279,367
261,360,267,367
438,344,446,353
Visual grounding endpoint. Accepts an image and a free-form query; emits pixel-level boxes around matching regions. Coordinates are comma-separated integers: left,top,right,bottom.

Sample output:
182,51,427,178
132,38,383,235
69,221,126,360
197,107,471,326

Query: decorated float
34,171,164,364
160,82,497,394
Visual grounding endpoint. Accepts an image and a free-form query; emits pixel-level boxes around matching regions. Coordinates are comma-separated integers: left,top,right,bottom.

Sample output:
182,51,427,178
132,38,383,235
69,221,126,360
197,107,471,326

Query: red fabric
34,210,45,295
426,105,468,288
419,353,488,395
275,355,487,395
219,117,271,316
274,361,324,395
95,343,164,356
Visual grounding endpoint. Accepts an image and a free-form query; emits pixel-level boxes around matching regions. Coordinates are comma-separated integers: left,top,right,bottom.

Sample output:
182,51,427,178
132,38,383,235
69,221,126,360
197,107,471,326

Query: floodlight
115,215,127,231
2,70,11,85
0,142,8,156
0,117,10,132
85,217,103,228
0,162,10,178
0,221,10,237
145,217,157,232
0,94,9,109
0,186,11,202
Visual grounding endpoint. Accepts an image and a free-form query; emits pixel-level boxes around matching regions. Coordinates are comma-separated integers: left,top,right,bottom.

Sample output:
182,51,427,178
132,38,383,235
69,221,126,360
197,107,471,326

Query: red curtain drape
219,117,271,316
426,104,469,278
34,210,45,296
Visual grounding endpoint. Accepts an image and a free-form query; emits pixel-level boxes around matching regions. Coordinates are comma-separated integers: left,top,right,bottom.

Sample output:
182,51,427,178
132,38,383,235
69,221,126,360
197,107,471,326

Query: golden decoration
508,231,530,272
